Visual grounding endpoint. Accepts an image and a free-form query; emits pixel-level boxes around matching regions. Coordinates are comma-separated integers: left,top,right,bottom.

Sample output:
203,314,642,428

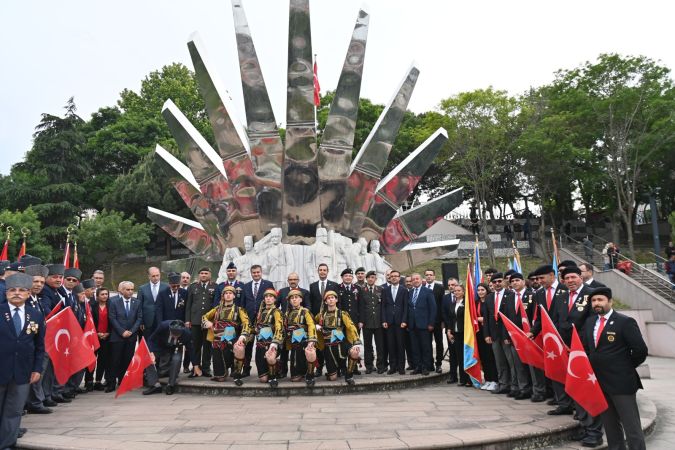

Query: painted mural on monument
146,0,463,289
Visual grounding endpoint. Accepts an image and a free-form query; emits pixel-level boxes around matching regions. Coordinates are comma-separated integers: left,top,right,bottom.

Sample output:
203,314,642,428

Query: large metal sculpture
147,0,462,283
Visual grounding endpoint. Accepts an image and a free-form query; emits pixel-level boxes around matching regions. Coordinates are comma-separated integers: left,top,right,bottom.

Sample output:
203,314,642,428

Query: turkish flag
115,338,154,398
72,243,79,269
62,241,71,269
84,302,100,372
45,301,63,321
313,60,321,106
540,306,569,384
45,307,97,384
565,326,608,417
499,312,545,370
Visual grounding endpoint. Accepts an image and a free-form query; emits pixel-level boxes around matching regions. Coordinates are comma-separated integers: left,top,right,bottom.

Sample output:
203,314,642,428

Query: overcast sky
2,0,673,176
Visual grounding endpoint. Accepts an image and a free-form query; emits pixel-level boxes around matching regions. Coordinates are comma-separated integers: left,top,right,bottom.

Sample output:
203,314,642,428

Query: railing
649,252,669,273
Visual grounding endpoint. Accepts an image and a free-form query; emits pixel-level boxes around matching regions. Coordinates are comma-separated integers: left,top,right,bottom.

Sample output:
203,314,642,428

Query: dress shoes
387,369,396,375
165,385,175,395
530,395,546,403
314,368,323,377
406,366,413,371
448,377,459,384
43,399,58,407
183,367,191,374
546,399,558,406
507,390,519,398
201,371,212,378
18,427,27,438
421,370,429,376
547,406,574,415
53,395,72,403
377,368,386,374
353,369,362,375
234,378,244,386
143,385,163,395
365,368,373,374
27,407,53,414
84,382,94,392
187,372,199,378
571,430,587,441
410,370,422,375
514,392,531,400
581,439,603,447
93,382,105,391
435,366,442,374
492,387,510,395
104,385,116,393
398,370,406,375
62,392,75,399
75,387,87,394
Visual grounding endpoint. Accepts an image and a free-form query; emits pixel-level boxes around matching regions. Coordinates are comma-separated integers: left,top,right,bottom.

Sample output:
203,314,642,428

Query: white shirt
151,282,159,301
593,309,613,343
585,278,595,286
494,289,504,311
391,284,398,302
11,304,26,330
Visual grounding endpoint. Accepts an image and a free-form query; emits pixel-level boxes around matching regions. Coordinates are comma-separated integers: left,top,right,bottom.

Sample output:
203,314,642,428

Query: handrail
650,252,668,264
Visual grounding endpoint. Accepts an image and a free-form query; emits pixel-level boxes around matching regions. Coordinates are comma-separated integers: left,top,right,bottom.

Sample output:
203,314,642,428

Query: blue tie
412,288,419,305
13,307,22,335
125,301,130,317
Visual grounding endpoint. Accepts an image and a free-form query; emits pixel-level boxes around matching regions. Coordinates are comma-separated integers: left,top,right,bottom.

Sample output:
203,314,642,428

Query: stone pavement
16,357,670,450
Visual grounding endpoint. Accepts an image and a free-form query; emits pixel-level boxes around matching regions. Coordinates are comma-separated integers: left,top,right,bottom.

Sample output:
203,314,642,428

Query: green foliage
74,210,152,274
669,212,675,242
0,208,52,262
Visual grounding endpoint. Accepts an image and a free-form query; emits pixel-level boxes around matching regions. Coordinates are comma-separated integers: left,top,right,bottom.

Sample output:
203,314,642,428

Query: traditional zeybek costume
283,289,317,386
254,289,284,387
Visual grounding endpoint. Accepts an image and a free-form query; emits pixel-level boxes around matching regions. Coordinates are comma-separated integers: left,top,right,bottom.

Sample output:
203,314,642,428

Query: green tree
0,208,53,262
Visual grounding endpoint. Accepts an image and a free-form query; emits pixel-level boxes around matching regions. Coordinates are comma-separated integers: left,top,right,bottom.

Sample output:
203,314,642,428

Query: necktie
494,291,500,320
595,316,606,346
174,292,178,309
516,292,522,312
392,286,397,303
369,286,373,294
320,281,325,297
125,301,130,317
412,288,419,305
253,282,259,298
152,283,158,301
546,287,553,310
568,290,577,311
13,307,22,335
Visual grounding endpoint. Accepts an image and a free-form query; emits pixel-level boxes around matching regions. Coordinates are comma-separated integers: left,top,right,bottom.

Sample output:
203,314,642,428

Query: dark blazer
0,302,46,385
530,283,568,337
89,300,110,340
41,284,65,311
156,288,187,323
407,286,437,329
585,279,606,289
554,284,593,345
277,286,310,313
108,295,142,342
484,289,514,341
309,279,339,315
338,283,362,324
381,283,408,326
441,294,457,332
504,288,536,331
213,280,244,307
424,282,445,325
185,281,218,325
147,320,198,366
584,311,648,395
137,282,169,332
241,279,274,319
358,284,383,328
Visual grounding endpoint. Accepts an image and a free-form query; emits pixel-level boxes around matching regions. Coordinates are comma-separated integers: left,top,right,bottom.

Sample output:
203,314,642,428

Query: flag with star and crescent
45,307,96,384
116,337,154,398
565,326,608,416
540,305,569,384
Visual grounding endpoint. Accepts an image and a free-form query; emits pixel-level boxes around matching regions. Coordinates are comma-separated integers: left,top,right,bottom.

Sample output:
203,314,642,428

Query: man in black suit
585,287,648,450
277,272,310,377
156,272,187,323
107,281,142,392
441,279,459,383
381,270,408,374
503,272,534,400
308,263,338,376
213,262,244,307
241,265,274,376
483,272,514,394
579,263,605,289
423,269,445,373
185,267,217,378
407,273,436,375
137,267,169,339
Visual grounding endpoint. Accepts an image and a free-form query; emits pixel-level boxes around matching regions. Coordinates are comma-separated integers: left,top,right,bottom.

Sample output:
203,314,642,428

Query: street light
649,189,662,272
523,194,534,256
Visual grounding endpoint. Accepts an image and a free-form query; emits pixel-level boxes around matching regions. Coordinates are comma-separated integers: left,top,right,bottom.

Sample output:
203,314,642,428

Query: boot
233,357,244,386
345,358,357,385
305,362,315,387
268,365,278,388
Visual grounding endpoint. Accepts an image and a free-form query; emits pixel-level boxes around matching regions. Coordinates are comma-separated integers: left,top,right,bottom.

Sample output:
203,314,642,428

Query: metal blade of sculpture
147,0,462,287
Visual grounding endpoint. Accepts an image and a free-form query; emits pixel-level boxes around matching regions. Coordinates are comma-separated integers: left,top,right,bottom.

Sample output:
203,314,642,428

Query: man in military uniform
359,271,385,374
354,267,367,289
337,269,361,375
185,267,216,378
213,262,244,307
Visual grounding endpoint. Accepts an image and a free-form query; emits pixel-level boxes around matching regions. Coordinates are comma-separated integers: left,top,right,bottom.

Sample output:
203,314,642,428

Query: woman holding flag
475,282,498,391
443,284,470,386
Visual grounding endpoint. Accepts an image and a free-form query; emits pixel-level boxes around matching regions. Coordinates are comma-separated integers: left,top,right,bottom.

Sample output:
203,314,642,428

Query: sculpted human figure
367,239,391,285
234,236,255,283
308,227,333,284
217,247,243,283
265,227,293,290
350,237,368,271
332,233,350,280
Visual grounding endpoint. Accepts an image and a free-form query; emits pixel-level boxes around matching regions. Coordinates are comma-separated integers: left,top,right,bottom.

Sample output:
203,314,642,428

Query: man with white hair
107,281,142,393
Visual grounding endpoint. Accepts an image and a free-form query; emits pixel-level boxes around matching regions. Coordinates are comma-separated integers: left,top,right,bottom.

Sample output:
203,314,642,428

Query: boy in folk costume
202,286,250,386
283,289,318,387
315,290,361,385
254,289,284,388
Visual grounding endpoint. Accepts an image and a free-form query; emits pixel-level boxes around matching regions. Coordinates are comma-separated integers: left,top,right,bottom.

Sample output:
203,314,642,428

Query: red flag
463,264,482,385
540,306,569,384
84,301,100,372
565,326,608,417
116,337,154,398
0,239,8,261
313,59,321,106
72,242,79,269
45,301,63,321
17,240,26,259
63,241,71,269
45,308,96,384
500,312,545,370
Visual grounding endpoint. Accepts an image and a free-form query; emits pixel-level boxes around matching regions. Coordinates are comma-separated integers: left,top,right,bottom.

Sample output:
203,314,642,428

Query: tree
0,208,52,262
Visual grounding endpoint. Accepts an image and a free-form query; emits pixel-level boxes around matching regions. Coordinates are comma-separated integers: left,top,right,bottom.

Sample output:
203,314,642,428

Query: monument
147,0,463,287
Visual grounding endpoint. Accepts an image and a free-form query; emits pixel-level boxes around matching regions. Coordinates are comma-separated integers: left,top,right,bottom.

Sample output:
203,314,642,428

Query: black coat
277,286,310,313
156,288,188,323
530,283,568,337
424,282,445,324
442,294,464,335
358,284,383,329
554,284,594,345
309,279,339,315
147,320,198,366
504,288,536,331
380,284,408,326
338,284,362,324
483,289,513,341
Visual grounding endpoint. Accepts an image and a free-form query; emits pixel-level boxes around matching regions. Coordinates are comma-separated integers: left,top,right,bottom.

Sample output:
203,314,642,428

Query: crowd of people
0,254,650,450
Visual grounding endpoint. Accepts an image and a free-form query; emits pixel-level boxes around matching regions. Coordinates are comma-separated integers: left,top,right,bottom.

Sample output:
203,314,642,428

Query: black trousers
85,339,111,384
386,325,406,372
476,330,498,382
362,328,385,370
447,333,458,378
601,393,645,450
244,340,254,371
289,344,311,378
431,325,444,367
452,332,468,383
324,343,347,376
405,330,414,368
146,347,183,387
254,342,275,378
110,339,136,386
212,344,234,377
190,326,211,372
409,328,432,371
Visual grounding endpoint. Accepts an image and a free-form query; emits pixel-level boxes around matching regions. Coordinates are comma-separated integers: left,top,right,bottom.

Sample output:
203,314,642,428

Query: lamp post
523,195,533,256
649,190,662,272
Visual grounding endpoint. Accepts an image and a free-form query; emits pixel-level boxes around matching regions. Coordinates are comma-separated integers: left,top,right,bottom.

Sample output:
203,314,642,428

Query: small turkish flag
565,326,608,417
45,301,63,321
540,306,569,384
83,302,100,372
313,59,321,107
72,243,79,269
45,308,97,385
115,338,154,398
500,312,545,370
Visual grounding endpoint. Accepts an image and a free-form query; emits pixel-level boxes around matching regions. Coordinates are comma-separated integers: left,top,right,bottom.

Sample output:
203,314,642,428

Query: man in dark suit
277,272,310,377
137,267,169,339
213,262,244,307
337,268,361,325
585,287,648,450
359,271,385,374
580,263,605,289
441,279,459,383
0,273,46,449
241,264,273,376
423,269,445,373
107,281,142,392
503,273,534,400
156,272,187,323
381,270,408,375
407,273,436,375
484,272,515,394
185,267,217,378
309,263,339,376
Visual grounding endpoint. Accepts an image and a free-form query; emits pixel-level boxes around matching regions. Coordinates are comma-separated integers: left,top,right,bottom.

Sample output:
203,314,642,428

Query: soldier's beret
287,289,303,298
64,268,82,280
20,254,42,267
341,268,353,277
222,285,236,294
5,273,33,290
323,290,338,300
527,272,537,279
226,262,236,270
263,288,278,298
366,270,377,278
558,260,577,270
561,266,582,277
355,267,365,273
168,272,181,284
7,261,23,272
491,272,504,281
81,279,96,289
46,264,66,276
536,264,555,275
0,260,9,275
484,268,497,275
504,269,516,278
510,272,524,280
72,284,85,295
589,287,612,300
198,266,211,273
169,320,186,333
25,265,49,278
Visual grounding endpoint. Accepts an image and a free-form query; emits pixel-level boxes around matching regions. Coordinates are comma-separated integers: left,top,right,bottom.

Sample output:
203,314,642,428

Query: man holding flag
503,273,534,400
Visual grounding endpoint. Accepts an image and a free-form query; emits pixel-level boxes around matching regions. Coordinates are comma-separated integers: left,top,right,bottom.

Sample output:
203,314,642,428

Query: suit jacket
443,297,465,335
338,283,362,324
89,300,110,341
484,289,514,341
358,284,383,329
407,286,436,329
530,283,568,337
42,284,65,312
241,279,274,320
277,286,310,313
424,282,445,324
0,302,46,384
504,288,536,331
585,279,606,289
584,311,648,395
156,288,187,323
309,279,339,316
381,283,408,326
185,281,218,325
138,282,169,331
554,284,593,345
213,280,244,307
147,320,198,366
108,295,142,342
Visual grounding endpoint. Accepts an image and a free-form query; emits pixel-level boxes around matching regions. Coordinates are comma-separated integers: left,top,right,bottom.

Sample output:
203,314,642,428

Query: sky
2,0,674,176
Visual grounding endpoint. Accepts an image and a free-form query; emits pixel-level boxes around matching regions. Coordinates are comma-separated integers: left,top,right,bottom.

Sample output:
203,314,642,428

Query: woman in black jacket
443,285,470,386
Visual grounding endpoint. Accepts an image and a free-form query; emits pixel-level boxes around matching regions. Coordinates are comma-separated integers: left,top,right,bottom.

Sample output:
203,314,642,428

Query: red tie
516,292,530,333
595,316,606,347
494,291,500,320
568,290,577,311
546,287,553,310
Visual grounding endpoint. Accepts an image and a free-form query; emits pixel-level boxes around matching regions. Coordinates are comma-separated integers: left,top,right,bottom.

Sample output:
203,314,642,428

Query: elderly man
0,273,45,449
107,281,142,393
